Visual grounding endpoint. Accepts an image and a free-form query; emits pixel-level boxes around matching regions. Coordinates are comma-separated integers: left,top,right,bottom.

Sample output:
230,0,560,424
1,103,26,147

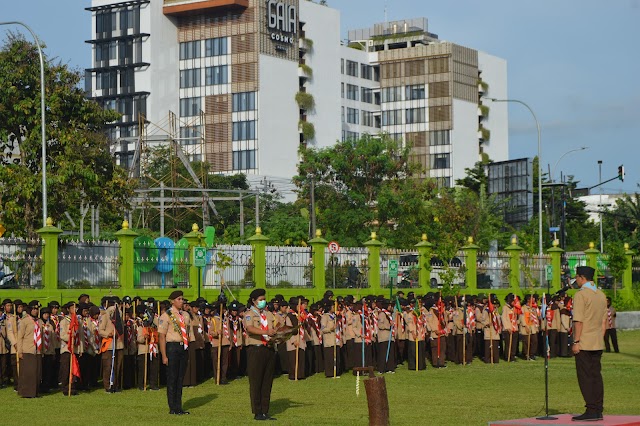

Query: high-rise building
85,1,508,189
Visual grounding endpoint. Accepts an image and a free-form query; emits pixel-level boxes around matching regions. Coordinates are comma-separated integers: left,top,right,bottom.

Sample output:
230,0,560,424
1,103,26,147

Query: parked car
396,254,465,288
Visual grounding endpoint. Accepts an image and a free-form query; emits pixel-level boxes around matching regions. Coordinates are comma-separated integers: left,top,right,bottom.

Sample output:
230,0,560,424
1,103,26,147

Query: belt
166,342,185,346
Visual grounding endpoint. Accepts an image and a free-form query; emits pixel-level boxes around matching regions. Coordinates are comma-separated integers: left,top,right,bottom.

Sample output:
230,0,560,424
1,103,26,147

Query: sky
3,0,640,193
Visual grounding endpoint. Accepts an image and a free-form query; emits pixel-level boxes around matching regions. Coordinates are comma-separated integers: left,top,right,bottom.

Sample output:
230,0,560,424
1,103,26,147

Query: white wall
340,46,380,140
300,1,342,148
258,54,299,180
450,99,479,182
478,51,508,162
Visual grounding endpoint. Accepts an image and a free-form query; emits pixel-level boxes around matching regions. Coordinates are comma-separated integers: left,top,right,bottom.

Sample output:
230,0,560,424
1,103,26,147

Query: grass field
2,330,639,425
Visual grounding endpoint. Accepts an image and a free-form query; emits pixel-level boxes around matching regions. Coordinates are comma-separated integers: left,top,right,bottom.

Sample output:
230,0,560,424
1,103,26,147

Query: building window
429,81,450,98
429,130,450,146
205,37,228,57
342,131,359,141
120,8,134,30
180,97,201,117
381,86,402,103
346,108,359,124
96,41,117,62
361,88,373,104
387,133,402,142
346,84,359,101
341,58,344,74
96,10,117,33
435,177,451,188
180,69,201,88
362,111,377,128
233,92,256,112
405,107,426,124
361,64,373,80
341,106,345,123
405,84,425,100
179,41,201,60
341,83,344,98
179,126,202,146
232,121,256,141
346,60,358,77
381,109,402,126
405,59,425,77
233,150,256,170
432,153,450,169
205,65,228,85
96,70,117,90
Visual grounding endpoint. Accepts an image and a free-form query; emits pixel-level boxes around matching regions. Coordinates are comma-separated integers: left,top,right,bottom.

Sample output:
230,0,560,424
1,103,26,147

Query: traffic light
618,165,625,182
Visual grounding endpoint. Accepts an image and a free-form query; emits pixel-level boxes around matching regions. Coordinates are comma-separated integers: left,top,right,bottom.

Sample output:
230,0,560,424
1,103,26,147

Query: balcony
163,0,248,16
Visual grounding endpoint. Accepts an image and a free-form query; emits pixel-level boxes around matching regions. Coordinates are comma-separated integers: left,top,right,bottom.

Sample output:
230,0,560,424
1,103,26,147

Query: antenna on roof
384,0,389,32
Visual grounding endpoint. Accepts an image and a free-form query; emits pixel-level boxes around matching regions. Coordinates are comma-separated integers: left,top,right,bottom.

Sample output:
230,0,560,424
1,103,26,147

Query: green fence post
309,229,328,296
415,234,433,291
363,232,383,294
505,237,523,295
462,236,479,292
115,220,138,295
623,243,634,298
184,223,204,300
547,240,563,294
248,227,269,290
584,242,600,279
36,217,63,293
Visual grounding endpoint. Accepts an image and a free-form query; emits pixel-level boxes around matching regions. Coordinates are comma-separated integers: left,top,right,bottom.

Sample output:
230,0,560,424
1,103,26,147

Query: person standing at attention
571,266,607,422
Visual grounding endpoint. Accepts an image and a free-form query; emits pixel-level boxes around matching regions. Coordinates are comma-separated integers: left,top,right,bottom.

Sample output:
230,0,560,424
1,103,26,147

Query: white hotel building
85,0,508,188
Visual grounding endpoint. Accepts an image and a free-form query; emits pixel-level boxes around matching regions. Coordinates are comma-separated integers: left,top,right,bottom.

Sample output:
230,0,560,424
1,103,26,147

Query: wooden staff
416,300,421,371
120,303,124,387
333,299,337,379
294,298,301,381
489,310,494,366
68,304,75,397
144,331,149,391
13,304,20,377
462,301,466,367
508,329,513,362
216,302,224,385
157,302,161,386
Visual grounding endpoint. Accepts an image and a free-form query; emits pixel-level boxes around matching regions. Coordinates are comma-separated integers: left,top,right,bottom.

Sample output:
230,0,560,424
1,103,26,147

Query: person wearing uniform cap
16,300,43,397
158,290,191,415
6,299,23,390
210,301,231,385
321,300,341,378
99,298,124,393
244,288,277,421
571,266,607,422
227,300,244,380
376,299,396,373
39,307,56,392
0,298,12,388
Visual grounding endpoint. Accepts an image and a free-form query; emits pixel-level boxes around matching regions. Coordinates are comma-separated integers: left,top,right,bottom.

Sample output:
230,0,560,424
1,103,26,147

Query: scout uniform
519,300,539,360
60,304,84,395
404,306,426,370
40,309,57,391
480,303,501,363
285,306,306,380
136,306,159,390
501,302,518,361
604,300,619,353
376,303,395,373
98,304,125,391
210,307,231,384
320,304,342,377
558,297,571,357
425,305,446,368
16,302,43,398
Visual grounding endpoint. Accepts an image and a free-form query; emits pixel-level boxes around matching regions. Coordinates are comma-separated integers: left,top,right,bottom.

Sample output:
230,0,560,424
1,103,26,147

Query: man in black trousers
158,290,191,415
571,266,607,422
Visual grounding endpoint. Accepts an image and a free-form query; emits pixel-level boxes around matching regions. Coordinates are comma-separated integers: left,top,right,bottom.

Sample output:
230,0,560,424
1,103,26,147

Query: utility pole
598,160,603,253
310,175,316,240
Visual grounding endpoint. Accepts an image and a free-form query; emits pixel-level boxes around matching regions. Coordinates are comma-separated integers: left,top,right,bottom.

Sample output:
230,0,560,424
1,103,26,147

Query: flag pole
295,298,301,381
68,304,75,397
13,304,19,377
333,299,337,378
216,302,224,385
144,331,149,391
489,295,494,366
416,299,420,371
462,296,466,366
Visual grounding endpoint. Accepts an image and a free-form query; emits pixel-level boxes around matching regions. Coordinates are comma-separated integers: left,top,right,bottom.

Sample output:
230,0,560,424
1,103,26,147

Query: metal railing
520,253,551,289
205,245,255,289
477,251,511,289
266,246,313,288
380,249,420,289
134,240,190,289
58,240,120,289
325,246,369,289
0,237,44,289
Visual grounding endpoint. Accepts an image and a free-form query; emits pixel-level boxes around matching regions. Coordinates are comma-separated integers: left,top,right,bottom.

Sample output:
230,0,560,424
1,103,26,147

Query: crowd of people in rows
0,288,619,399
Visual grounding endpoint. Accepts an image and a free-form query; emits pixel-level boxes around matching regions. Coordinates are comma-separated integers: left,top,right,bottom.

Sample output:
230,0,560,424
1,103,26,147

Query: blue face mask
257,300,267,310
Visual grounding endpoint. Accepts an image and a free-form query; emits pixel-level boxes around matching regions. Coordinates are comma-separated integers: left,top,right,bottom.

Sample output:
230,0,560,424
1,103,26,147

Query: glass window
205,37,228,57
232,92,256,112
233,150,256,170
180,97,201,117
361,64,373,80
432,153,450,169
341,83,344,98
405,107,426,124
381,109,402,126
346,108,359,124
405,84,425,100
342,131,359,141
362,111,377,128
179,126,202,146
179,41,201,60
381,86,402,103
429,130,450,146
346,84,359,101
205,65,228,85
361,88,373,104
232,121,256,141
341,58,344,74
180,69,201,88
346,60,358,77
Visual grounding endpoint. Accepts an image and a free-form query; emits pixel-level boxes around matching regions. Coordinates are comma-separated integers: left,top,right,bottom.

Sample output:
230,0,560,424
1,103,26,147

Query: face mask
257,300,267,310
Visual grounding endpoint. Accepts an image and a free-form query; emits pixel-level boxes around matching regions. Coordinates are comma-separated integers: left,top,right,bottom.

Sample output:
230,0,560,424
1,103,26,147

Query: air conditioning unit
368,40,373,47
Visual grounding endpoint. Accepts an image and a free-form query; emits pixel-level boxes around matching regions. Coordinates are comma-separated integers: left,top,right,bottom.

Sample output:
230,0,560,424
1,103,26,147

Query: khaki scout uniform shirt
573,285,607,351
452,307,464,335
17,316,43,355
480,309,501,340
5,313,18,354
99,306,124,350
42,320,57,356
501,305,517,333
0,315,8,355
377,311,393,343
210,314,231,347
158,308,191,345
285,314,306,351
320,313,337,348
243,306,274,346
605,307,617,330
61,315,84,354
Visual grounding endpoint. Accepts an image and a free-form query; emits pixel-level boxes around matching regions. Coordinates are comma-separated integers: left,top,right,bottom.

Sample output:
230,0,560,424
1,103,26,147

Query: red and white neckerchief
466,306,476,331
546,308,555,325
52,316,60,339
334,313,341,342
532,306,540,327
232,317,240,347
371,309,379,338
43,322,50,352
84,318,91,349
175,309,189,350
92,318,100,352
197,314,203,336
309,315,322,344
222,314,230,341
607,308,613,328
149,327,158,359
259,311,269,346
509,312,517,332
126,320,136,348
33,317,42,352
382,309,394,339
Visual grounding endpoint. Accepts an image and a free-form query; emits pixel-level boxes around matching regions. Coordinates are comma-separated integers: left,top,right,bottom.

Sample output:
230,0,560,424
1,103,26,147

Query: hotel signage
266,0,297,50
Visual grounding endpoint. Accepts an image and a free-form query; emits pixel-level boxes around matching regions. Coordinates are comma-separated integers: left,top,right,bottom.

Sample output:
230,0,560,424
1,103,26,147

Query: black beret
40,307,51,315
2,298,12,305
229,301,241,311
576,266,595,280
168,290,183,300
89,306,101,316
28,300,41,309
13,299,24,306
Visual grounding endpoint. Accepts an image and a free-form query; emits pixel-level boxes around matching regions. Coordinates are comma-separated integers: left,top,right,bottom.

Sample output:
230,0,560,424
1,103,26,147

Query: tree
0,34,134,237
602,192,640,250
456,160,489,195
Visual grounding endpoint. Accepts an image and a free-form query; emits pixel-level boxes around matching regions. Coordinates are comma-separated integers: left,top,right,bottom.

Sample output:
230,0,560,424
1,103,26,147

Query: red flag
488,296,495,314
71,353,82,381
69,312,79,349
513,296,523,316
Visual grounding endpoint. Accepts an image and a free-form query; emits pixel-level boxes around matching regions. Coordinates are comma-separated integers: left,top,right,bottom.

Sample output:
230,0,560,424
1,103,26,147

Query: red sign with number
328,241,340,254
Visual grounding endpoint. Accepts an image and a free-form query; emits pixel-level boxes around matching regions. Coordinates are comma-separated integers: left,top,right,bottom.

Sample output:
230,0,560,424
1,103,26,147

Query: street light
487,98,543,258
551,146,589,183
0,21,47,227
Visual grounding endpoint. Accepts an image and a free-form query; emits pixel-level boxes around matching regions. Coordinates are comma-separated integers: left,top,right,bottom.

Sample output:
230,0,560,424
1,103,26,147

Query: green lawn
3,331,640,425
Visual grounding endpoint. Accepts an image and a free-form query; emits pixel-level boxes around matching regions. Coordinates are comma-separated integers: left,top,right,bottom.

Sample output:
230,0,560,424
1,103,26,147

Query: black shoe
178,411,190,415
572,412,603,421
255,414,266,421
264,415,277,421
151,386,160,391
169,410,179,415
220,379,229,385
